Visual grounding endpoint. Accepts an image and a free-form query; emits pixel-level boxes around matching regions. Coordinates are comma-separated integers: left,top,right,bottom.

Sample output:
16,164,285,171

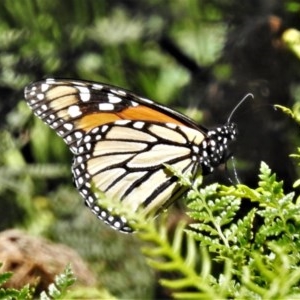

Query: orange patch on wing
77,105,184,131
78,113,121,131
119,105,184,125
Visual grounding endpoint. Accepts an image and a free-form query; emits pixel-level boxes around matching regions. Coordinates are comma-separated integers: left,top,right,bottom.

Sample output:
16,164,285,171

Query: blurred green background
1,1,300,298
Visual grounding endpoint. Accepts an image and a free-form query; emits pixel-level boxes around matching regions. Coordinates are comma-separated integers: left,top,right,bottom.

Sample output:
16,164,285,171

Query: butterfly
24,78,240,233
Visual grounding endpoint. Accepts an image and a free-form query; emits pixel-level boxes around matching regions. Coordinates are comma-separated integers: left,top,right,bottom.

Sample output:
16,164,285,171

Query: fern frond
40,265,76,300
242,244,300,298
187,183,241,251
0,263,32,300
136,161,300,298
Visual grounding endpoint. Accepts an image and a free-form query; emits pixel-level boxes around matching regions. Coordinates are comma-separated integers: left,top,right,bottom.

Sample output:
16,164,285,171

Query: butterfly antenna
227,93,254,123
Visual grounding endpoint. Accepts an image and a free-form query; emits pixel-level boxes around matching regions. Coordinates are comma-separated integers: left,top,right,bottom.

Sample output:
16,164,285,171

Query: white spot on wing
81,188,88,195
91,127,100,134
114,221,121,228
68,105,82,118
74,131,83,139
63,123,73,131
77,156,83,163
37,93,45,100
99,103,115,111
92,84,103,90
108,94,122,103
77,86,90,102
114,120,130,125
166,123,177,129
41,83,49,92
78,146,84,153
101,125,108,133
93,206,100,212
192,145,199,153
84,135,91,142
65,135,72,142
114,89,127,96
77,86,89,93
80,93,90,102
74,168,81,175
77,177,84,185
133,121,144,129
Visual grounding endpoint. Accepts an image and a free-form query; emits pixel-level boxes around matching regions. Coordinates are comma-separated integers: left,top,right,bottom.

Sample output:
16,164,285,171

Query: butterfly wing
72,120,206,232
24,78,209,232
24,78,236,232
24,78,206,154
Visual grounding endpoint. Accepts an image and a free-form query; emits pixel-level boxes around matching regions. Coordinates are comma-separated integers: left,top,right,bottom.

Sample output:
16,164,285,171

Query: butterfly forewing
25,79,135,153
24,79,203,154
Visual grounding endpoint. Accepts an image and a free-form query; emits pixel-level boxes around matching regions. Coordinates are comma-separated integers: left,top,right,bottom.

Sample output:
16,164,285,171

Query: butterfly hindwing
72,120,206,231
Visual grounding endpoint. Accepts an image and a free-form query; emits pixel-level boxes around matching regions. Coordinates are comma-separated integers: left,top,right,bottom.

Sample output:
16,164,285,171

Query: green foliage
0,264,32,300
39,265,76,300
291,148,300,189
47,186,154,300
0,126,70,232
62,286,118,300
274,104,300,126
0,263,116,300
0,287,32,300
127,162,300,299
273,104,300,187
283,28,300,60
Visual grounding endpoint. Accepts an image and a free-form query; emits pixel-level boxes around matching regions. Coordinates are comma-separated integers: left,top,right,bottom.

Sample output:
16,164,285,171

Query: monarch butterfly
24,78,245,233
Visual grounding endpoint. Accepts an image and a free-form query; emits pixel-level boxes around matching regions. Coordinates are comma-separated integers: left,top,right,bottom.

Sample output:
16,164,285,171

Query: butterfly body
24,78,236,232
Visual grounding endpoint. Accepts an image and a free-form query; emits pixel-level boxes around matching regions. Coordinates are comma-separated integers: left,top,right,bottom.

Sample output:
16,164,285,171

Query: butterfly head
199,122,237,175
198,93,253,175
